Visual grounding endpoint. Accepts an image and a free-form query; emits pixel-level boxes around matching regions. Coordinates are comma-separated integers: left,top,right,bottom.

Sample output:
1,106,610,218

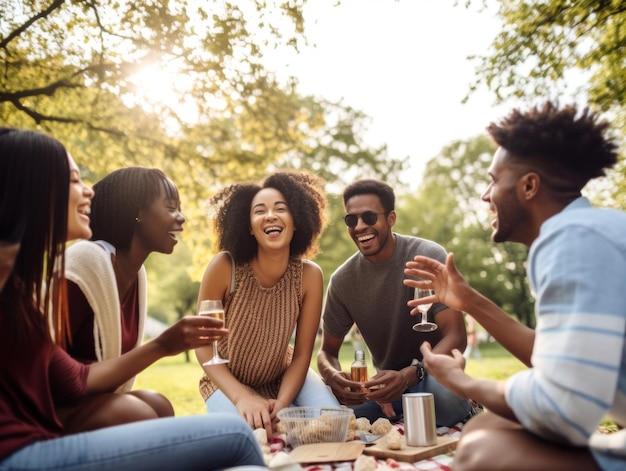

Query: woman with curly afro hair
196,170,339,439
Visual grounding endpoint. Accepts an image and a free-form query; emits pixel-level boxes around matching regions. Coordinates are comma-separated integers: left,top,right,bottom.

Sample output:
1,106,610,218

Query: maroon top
0,310,89,460
65,279,139,363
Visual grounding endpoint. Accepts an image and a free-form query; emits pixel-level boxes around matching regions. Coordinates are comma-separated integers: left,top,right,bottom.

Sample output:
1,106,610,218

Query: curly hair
210,170,327,263
342,179,395,213
487,101,619,192
90,167,180,250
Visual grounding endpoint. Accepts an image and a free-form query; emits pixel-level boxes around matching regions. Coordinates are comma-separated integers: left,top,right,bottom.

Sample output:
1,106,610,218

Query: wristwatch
411,358,426,382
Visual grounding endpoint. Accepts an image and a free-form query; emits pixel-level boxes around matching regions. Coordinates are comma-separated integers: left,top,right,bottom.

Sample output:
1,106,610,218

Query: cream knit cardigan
65,240,147,392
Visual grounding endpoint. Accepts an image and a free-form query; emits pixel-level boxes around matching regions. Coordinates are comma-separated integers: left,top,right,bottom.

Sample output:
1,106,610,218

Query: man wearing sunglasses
317,179,474,426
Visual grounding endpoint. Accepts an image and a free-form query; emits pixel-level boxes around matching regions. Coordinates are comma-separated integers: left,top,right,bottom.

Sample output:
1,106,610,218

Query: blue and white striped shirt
504,197,626,466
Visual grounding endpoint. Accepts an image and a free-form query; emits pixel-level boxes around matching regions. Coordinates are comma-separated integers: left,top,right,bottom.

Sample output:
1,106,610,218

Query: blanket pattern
269,422,463,471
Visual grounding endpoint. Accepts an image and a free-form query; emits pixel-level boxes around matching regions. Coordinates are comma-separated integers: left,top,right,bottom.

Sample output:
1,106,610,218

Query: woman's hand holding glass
198,299,229,365
153,315,227,356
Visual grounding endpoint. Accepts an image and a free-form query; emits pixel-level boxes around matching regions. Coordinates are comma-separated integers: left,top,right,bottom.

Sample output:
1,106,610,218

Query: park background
2,1,624,419
136,338,525,416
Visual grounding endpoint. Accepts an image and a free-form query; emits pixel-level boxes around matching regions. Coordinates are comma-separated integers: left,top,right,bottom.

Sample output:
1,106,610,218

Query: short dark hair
210,170,327,263
342,179,395,213
487,101,619,191
90,167,179,250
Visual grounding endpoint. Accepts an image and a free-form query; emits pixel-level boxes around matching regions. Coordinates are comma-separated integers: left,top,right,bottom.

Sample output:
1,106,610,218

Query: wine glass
198,299,229,365
412,287,438,332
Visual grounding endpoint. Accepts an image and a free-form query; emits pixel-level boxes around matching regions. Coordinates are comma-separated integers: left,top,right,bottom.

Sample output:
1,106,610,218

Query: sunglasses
343,211,386,228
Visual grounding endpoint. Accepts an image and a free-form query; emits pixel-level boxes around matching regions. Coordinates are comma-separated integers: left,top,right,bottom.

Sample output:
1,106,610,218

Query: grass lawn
134,340,525,417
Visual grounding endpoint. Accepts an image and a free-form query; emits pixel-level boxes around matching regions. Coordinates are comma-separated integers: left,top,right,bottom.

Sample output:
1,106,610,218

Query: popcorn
384,427,402,450
371,417,393,435
268,451,296,468
294,421,333,443
355,417,371,432
253,427,268,445
275,420,287,434
346,412,358,440
354,454,378,471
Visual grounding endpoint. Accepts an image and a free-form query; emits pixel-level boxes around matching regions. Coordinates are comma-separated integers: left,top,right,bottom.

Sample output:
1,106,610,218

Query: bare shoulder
199,251,232,299
208,251,233,270
301,259,322,277
301,259,323,294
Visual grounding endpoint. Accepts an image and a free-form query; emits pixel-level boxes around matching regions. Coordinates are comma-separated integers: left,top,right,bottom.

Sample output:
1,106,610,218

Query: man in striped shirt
405,101,625,470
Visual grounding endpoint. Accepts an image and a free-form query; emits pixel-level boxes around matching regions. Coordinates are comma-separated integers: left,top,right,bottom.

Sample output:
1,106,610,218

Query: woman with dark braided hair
56,167,186,432
0,128,264,470
196,170,340,440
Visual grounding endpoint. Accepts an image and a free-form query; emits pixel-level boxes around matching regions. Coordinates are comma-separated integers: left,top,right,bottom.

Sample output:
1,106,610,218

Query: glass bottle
351,350,368,382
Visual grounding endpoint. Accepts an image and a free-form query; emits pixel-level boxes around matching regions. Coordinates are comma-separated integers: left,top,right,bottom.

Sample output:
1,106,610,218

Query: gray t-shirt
323,233,448,371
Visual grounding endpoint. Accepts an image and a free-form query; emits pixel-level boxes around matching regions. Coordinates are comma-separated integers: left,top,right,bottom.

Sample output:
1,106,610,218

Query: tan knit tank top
199,257,302,401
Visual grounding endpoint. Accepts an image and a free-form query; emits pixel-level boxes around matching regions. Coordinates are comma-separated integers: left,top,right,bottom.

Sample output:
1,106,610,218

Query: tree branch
0,0,66,50
0,79,81,101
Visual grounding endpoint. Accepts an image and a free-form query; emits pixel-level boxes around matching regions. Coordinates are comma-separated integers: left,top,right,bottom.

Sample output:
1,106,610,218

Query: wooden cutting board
362,435,458,462
288,442,366,463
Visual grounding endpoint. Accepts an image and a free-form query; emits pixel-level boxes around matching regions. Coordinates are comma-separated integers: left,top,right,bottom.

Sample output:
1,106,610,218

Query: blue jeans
591,449,626,471
206,368,340,413
0,414,264,471
350,374,473,427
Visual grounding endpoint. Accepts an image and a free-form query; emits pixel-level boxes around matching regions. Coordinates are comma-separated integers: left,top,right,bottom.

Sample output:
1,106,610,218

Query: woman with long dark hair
58,167,185,432
0,128,264,470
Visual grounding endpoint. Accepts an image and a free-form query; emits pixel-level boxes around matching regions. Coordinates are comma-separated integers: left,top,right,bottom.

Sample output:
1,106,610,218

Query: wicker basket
277,407,352,447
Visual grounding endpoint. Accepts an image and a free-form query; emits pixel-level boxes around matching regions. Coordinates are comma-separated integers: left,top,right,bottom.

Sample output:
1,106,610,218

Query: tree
316,193,358,293
1,0,408,278
145,242,200,362
0,0,307,134
466,1,626,112
395,135,535,327
462,0,626,206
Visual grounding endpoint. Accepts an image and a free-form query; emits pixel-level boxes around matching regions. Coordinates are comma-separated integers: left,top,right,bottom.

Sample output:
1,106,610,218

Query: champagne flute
412,287,438,332
198,299,229,365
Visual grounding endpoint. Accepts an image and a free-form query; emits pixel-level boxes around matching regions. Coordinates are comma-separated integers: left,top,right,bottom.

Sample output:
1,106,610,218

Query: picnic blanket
268,422,463,471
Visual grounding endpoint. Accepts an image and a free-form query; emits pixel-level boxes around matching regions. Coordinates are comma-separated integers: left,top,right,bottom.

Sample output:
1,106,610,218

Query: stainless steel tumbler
402,392,437,447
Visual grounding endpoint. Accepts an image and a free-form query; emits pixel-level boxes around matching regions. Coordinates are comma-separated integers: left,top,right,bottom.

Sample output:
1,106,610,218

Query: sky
266,0,512,187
